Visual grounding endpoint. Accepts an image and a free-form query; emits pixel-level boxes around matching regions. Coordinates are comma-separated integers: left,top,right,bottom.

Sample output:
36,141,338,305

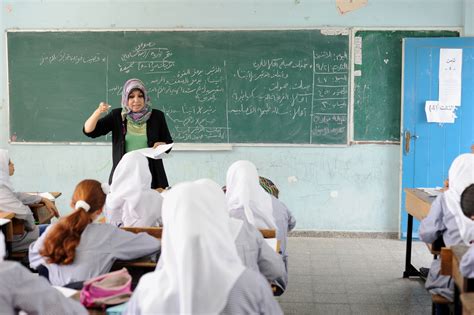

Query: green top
125,121,148,152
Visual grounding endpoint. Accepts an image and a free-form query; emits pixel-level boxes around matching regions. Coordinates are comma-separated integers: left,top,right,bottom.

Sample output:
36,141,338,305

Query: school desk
0,211,14,256
440,244,473,314
27,191,62,224
461,292,474,315
403,188,436,278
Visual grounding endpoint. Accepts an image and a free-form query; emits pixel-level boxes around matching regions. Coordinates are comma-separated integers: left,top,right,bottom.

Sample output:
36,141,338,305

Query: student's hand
41,198,60,218
95,102,111,116
441,178,449,192
153,142,166,148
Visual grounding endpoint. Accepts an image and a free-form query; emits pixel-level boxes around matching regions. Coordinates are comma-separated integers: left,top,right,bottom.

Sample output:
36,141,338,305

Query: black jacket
83,108,173,189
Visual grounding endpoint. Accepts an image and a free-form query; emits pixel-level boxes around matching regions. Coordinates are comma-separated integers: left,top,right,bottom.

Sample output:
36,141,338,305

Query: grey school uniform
124,269,283,315
0,260,87,315
29,223,160,286
0,185,41,252
235,220,287,290
419,193,461,301
229,196,296,272
460,246,474,277
271,195,296,271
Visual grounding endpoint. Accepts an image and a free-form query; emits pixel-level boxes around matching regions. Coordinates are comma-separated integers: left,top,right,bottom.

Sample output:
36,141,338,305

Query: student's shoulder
88,222,119,234
0,261,32,282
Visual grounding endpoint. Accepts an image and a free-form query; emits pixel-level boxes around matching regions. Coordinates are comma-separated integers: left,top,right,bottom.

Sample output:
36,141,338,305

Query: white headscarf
0,149,14,191
105,151,163,227
195,179,244,240
226,160,276,229
0,231,5,262
134,179,246,314
446,154,474,245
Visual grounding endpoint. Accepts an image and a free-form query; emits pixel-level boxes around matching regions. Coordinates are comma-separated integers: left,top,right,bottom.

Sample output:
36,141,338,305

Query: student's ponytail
40,179,106,265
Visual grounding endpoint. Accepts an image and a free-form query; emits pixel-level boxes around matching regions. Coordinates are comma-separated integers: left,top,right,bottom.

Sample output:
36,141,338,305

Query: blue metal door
401,37,474,238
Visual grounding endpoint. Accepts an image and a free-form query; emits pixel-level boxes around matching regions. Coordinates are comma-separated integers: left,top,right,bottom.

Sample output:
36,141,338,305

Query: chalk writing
39,51,106,66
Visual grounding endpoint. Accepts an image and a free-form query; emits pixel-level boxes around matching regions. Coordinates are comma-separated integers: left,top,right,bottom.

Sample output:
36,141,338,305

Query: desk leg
403,213,421,278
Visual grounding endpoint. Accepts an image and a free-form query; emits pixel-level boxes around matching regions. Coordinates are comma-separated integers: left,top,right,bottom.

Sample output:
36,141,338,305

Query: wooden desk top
462,292,474,315
452,244,470,291
0,211,15,220
404,188,437,221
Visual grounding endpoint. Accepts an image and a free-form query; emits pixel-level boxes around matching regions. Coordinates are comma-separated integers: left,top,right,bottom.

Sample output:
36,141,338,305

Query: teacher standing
83,78,173,189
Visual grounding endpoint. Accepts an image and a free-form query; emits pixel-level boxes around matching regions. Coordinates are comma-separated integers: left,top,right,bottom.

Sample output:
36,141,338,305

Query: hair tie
101,182,110,194
75,200,90,212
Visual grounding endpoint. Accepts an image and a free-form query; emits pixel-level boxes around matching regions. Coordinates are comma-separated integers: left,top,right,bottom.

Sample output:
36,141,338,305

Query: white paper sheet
336,0,368,15
354,36,362,65
27,192,55,201
425,100,457,123
53,286,78,298
135,143,174,159
419,187,443,197
439,48,463,106
264,238,278,252
0,218,11,226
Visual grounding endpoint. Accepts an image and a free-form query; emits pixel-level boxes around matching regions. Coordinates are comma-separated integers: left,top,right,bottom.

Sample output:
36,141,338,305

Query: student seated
125,180,283,315
29,179,160,287
222,176,280,199
104,151,163,227
459,184,474,276
419,153,474,301
196,179,287,293
226,160,296,272
0,231,87,314
0,149,59,252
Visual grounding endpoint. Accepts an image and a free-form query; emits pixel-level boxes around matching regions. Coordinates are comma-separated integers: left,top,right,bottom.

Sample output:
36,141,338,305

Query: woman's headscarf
133,179,245,314
226,160,277,230
105,151,162,227
121,78,152,125
446,153,474,245
0,149,14,191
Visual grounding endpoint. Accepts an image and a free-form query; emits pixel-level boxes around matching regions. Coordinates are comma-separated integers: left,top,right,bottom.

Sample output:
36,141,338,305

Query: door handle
404,130,418,155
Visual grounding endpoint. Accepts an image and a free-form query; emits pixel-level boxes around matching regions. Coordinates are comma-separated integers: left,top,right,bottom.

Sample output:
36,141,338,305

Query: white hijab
446,153,474,245
195,179,244,240
0,149,14,191
105,151,163,227
226,160,276,229
0,231,5,262
134,179,245,314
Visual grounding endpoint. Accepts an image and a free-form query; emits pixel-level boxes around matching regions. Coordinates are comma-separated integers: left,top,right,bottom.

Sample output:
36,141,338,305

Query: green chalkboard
7,30,349,144
353,30,459,142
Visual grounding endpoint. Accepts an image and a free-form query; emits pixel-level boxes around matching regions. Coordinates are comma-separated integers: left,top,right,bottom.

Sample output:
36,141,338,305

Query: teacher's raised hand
84,102,111,133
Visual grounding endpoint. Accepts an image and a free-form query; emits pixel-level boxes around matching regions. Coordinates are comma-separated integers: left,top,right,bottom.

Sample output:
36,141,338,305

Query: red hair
40,179,106,265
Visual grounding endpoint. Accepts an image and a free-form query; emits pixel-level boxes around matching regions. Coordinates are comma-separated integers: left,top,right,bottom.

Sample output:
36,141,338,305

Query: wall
0,0,468,233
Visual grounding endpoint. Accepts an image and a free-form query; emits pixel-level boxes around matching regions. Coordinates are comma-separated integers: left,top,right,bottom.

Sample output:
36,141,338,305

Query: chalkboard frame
6,28,351,147
349,27,462,144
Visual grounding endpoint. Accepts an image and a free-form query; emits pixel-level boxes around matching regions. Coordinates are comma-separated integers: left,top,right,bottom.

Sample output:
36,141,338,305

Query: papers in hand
136,143,174,159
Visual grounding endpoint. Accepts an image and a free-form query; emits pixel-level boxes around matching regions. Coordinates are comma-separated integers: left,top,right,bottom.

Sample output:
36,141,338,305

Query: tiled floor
276,237,433,314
